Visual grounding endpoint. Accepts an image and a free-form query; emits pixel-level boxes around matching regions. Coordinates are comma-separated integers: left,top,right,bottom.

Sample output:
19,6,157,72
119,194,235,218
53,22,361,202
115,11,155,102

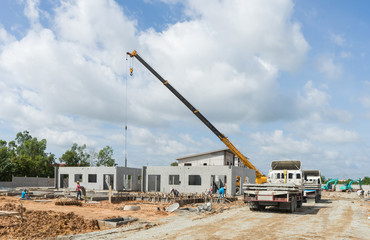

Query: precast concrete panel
57,166,141,191
146,166,256,196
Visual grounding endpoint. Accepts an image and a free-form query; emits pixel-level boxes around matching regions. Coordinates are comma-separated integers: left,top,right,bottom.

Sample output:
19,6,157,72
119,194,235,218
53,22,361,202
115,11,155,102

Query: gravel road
67,191,369,240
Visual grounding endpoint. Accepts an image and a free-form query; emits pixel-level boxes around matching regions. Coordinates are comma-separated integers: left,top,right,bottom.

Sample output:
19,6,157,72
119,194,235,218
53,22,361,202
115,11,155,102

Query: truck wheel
258,205,266,210
248,202,259,211
289,196,297,213
297,200,302,208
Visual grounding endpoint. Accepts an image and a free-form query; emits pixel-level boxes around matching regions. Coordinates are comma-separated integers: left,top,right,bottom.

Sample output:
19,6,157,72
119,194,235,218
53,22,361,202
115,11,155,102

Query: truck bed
303,183,321,190
243,183,303,193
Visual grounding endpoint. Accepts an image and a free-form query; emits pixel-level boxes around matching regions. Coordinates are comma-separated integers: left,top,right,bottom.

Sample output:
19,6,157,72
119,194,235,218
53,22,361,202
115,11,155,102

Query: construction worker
170,187,179,197
76,181,82,200
20,189,29,200
218,186,226,199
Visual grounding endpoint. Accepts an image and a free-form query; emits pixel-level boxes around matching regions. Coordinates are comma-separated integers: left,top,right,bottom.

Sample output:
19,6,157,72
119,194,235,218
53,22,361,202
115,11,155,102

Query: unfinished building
54,149,256,196
143,149,256,196
55,166,141,191
143,165,255,196
176,148,245,167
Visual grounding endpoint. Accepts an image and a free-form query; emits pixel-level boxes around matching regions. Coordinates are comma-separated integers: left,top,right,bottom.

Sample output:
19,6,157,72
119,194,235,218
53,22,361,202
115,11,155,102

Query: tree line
0,131,117,181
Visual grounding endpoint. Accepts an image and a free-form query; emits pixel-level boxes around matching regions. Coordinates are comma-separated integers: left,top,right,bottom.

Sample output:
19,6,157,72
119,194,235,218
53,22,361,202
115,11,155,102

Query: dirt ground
0,197,175,239
0,191,369,239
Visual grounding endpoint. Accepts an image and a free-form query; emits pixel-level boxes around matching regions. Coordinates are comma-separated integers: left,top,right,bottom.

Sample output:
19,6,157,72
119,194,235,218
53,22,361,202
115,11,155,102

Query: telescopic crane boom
127,50,267,184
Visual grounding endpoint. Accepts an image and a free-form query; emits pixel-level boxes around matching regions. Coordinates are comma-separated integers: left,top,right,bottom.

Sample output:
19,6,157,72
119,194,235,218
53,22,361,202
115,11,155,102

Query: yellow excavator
127,50,267,184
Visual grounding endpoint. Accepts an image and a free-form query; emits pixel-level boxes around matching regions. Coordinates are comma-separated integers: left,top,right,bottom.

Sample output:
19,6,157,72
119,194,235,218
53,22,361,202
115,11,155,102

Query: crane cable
124,54,133,167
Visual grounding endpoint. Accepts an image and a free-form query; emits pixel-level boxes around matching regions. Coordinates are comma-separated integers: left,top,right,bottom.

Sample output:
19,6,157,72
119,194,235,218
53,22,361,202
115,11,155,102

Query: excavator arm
127,50,267,184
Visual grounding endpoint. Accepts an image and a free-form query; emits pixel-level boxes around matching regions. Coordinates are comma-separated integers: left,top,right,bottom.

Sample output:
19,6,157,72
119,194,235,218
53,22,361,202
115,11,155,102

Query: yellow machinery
127,50,267,184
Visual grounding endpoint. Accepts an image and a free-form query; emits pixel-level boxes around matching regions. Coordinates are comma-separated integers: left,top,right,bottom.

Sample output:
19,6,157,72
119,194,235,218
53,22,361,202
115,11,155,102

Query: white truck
303,170,322,203
243,160,304,213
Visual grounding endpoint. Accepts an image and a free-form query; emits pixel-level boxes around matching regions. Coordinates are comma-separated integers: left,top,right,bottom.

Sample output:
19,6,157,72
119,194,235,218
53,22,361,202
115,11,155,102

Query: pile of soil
0,204,99,239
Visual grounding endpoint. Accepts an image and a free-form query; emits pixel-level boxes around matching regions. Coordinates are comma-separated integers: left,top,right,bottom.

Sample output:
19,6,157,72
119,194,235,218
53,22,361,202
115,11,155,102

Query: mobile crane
126,50,267,184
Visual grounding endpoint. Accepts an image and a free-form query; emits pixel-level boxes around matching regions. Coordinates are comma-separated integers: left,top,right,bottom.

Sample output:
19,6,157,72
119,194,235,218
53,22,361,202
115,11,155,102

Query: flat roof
176,148,233,160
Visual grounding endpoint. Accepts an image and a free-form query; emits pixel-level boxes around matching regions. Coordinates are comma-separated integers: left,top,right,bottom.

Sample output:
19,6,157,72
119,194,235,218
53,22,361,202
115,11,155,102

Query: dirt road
71,192,369,240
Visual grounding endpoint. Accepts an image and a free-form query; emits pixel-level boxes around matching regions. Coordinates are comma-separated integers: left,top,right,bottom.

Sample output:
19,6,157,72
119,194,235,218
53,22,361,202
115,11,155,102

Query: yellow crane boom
127,50,267,184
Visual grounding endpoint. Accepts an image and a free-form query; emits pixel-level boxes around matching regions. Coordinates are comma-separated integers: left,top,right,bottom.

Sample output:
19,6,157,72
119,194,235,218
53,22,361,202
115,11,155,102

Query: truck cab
267,160,303,185
303,170,322,203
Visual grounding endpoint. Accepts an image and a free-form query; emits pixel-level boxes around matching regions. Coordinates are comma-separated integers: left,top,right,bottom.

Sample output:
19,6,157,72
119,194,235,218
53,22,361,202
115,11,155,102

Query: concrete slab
98,217,138,229
167,203,179,212
123,205,141,211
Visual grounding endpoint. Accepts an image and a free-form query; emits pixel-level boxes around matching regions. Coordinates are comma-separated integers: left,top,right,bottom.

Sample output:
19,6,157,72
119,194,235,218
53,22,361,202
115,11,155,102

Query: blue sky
0,0,369,180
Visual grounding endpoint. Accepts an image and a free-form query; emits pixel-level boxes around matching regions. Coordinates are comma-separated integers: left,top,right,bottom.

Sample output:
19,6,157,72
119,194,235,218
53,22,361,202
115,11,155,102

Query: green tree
10,131,55,178
60,143,90,166
96,146,116,167
320,175,326,183
170,161,178,166
362,176,370,185
0,140,14,181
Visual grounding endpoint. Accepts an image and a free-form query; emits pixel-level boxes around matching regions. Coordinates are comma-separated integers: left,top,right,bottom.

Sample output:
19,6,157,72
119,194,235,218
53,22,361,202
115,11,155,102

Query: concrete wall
57,166,141,191
177,151,225,166
231,167,256,195
145,165,256,196
116,167,142,191
0,176,54,188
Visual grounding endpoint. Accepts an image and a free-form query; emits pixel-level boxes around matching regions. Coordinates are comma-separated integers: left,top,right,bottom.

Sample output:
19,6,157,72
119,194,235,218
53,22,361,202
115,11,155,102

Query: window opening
169,175,180,185
188,175,201,185
88,174,97,183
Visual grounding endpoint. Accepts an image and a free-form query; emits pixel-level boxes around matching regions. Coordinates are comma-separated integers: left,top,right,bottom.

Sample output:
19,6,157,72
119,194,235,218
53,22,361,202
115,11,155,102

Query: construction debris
197,202,212,212
123,205,141,211
166,203,180,212
55,200,82,206
98,217,138,229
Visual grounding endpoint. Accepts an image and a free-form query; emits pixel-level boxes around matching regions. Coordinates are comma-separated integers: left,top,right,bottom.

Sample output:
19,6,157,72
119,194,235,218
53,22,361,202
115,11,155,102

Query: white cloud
323,150,339,159
134,0,308,124
360,96,370,108
316,54,342,80
24,0,41,27
330,33,345,47
339,51,352,59
128,126,188,155
251,130,314,156
308,127,359,144
0,0,312,164
39,128,96,147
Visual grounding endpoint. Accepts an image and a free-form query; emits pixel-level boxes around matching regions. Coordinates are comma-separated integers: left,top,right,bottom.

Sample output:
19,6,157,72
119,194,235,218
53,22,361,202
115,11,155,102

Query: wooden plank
0,211,20,216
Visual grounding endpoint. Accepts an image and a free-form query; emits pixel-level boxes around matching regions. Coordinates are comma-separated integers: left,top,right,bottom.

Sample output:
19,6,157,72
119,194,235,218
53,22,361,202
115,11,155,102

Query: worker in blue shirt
20,189,29,200
218,186,226,199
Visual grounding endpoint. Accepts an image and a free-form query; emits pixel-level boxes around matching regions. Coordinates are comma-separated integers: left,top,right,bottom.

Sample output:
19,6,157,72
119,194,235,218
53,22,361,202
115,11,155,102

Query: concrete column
54,167,59,189
141,166,147,193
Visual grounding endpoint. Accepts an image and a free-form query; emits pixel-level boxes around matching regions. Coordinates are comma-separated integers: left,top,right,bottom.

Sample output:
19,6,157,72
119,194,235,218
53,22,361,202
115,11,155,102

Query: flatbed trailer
243,183,303,212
